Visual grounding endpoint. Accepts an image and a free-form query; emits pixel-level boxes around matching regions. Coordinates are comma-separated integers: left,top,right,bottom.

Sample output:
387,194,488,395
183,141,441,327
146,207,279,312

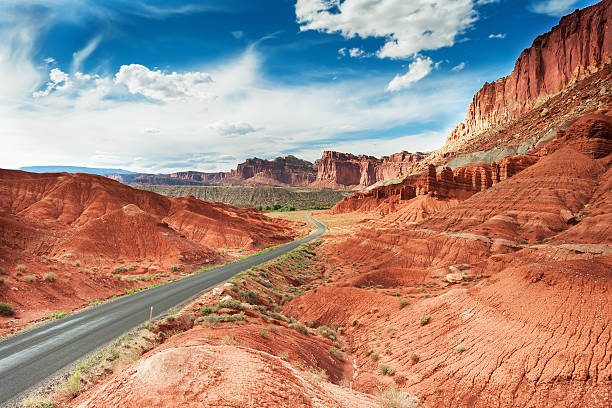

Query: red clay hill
0,170,297,334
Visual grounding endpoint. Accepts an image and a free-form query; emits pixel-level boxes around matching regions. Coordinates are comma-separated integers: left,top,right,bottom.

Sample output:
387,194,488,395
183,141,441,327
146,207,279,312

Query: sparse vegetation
17,264,27,274
217,299,244,311
268,324,279,333
410,353,420,364
377,385,420,408
399,300,409,309
59,371,82,398
258,328,268,337
454,345,466,353
20,393,53,408
371,353,380,361
0,302,15,316
379,363,395,376
288,322,309,335
0,266,6,275
198,312,247,326
43,272,57,282
317,325,336,340
329,347,344,361
170,264,184,273
114,266,127,273
419,314,431,326
24,275,37,282
201,305,213,315
72,260,81,267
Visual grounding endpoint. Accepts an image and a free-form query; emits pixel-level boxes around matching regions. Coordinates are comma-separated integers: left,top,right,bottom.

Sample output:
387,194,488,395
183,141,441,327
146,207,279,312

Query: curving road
0,215,325,406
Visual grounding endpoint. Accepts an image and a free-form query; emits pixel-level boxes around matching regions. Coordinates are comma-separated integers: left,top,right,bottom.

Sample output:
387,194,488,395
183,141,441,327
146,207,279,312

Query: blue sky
0,0,600,173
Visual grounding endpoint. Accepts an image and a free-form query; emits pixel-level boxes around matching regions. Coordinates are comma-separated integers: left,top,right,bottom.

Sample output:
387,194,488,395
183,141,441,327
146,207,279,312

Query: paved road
0,215,325,406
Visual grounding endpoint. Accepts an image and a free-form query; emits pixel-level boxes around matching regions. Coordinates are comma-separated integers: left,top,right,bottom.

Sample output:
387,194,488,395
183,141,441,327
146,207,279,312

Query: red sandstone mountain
0,170,296,333
312,151,426,189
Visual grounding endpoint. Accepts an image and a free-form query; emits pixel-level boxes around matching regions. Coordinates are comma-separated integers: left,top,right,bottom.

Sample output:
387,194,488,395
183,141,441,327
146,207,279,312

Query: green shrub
16,264,27,274
379,363,395,376
288,322,309,335
127,265,137,271
72,260,81,267
201,305,213,315
454,345,466,353
371,353,379,361
317,325,336,340
43,272,57,282
399,300,409,309
419,315,431,326
114,266,127,273
259,329,268,337
0,266,6,275
238,289,258,305
59,371,81,398
24,275,37,282
0,302,15,316
329,347,344,361
217,299,244,311
170,264,184,273
266,311,290,322
268,325,279,333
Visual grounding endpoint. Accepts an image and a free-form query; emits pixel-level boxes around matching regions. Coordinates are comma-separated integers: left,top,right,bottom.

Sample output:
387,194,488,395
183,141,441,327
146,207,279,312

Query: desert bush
379,363,395,376
0,278,6,285
114,266,127,273
201,305,213,315
24,275,37,282
0,266,6,275
0,302,15,316
410,353,420,364
237,289,258,305
317,325,336,340
454,345,466,353
399,300,409,309
59,371,82,398
16,264,27,274
377,385,420,408
199,312,246,326
20,394,53,408
217,299,244,311
127,265,137,271
419,315,431,326
259,329,268,337
268,324,279,333
169,264,184,272
72,260,81,267
329,347,344,361
371,353,380,361
288,322,309,335
43,272,57,282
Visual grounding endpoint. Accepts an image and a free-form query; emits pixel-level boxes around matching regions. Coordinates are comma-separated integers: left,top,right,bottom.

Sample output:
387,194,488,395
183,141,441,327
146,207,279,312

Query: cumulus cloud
452,62,466,72
296,0,481,59
527,0,580,16
32,68,70,97
386,56,433,92
114,64,214,101
488,33,506,39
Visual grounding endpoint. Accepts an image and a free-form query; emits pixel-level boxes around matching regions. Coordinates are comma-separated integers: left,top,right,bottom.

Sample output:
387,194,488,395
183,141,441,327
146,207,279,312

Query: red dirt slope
0,170,296,334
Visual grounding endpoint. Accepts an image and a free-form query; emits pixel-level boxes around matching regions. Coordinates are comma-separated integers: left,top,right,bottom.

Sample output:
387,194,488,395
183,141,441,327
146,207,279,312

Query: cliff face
313,150,426,189
168,155,316,187
448,0,612,144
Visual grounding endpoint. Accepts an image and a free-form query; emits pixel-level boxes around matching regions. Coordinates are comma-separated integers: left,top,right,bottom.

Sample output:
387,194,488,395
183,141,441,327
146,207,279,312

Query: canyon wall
448,0,612,144
313,150,426,189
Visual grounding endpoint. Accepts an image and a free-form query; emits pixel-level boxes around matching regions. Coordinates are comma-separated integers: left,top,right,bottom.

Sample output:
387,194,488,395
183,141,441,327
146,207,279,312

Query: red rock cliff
313,150,426,189
448,0,612,143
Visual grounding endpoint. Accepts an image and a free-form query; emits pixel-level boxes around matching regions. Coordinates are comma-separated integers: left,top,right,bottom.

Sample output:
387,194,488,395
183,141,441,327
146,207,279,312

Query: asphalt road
0,215,325,406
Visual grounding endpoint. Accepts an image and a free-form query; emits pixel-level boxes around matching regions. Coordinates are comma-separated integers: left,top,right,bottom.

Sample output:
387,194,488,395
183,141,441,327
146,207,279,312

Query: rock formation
313,150,426,189
448,0,612,145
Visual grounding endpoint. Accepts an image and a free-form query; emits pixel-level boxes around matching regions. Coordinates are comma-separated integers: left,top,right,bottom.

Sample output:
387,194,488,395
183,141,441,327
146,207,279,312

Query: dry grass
377,385,420,408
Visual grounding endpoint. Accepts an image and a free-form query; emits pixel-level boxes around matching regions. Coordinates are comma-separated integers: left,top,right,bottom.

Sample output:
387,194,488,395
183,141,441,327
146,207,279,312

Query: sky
0,0,601,173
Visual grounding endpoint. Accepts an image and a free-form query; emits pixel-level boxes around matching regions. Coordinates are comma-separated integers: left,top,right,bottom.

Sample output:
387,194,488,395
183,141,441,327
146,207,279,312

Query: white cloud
488,33,506,39
231,30,244,39
338,47,347,56
386,56,433,92
44,57,55,64
143,128,160,134
208,121,257,137
349,48,367,58
296,0,481,59
114,64,214,101
32,68,70,97
527,0,579,16
71,35,101,73
452,62,466,72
